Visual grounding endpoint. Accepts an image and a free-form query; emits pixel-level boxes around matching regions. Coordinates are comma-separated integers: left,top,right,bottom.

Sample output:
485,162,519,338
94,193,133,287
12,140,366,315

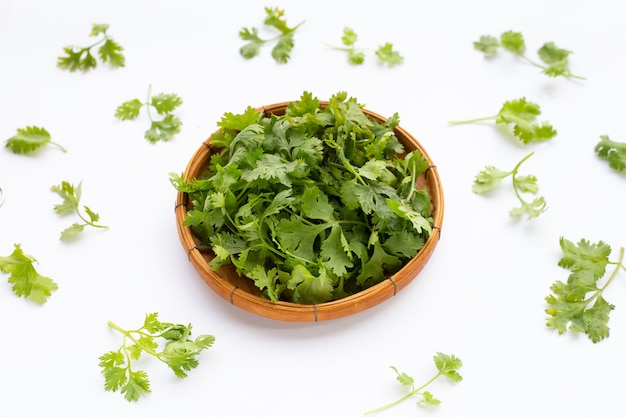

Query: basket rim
175,100,444,322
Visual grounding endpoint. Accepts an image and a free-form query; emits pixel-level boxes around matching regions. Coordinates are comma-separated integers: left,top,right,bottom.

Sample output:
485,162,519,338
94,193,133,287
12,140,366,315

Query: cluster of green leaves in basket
0,244,58,304
99,312,215,402
239,7,305,63
326,27,404,66
595,135,626,173
171,91,434,304
474,30,585,80
51,180,108,241
364,352,463,415
472,151,547,220
57,23,125,72
545,237,626,343
115,86,183,143
4,126,67,155
449,97,556,145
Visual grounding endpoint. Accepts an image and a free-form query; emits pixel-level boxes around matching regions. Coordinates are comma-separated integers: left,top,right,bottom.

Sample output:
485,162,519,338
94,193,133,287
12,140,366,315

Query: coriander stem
448,115,497,125
363,371,442,415
601,247,625,292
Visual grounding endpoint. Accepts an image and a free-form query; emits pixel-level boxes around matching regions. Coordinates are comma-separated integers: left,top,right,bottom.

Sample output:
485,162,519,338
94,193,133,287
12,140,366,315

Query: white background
1,0,625,416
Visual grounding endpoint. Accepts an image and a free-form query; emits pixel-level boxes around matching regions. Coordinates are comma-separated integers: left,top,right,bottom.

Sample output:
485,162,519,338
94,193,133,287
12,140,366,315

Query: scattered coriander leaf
57,23,125,72
325,27,403,66
0,243,58,304
545,237,626,343
595,135,626,173
472,152,547,220
99,312,215,401
115,85,183,143
51,180,108,241
473,30,585,80
239,7,304,63
364,352,463,415
449,97,557,144
171,91,434,304
5,126,67,154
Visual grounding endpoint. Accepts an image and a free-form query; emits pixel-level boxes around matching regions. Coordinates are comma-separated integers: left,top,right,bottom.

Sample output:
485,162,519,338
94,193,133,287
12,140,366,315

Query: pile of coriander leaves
171,91,434,305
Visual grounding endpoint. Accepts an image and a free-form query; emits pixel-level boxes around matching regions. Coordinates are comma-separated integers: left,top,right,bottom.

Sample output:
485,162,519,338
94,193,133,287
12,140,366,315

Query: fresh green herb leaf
99,313,215,401
0,244,58,304
472,152,547,220
171,91,434,304
474,30,585,80
326,27,403,66
57,23,125,72
5,126,67,154
51,180,108,241
449,97,557,144
545,237,626,343
595,135,626,173
115,85,183,143
239,7,304,63
364,352,463,415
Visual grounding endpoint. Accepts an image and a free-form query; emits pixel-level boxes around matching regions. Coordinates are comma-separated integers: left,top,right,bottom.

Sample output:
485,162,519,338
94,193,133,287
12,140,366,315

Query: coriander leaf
0,243,58,304
5,126,67,154
341,27,358,46
595,135,626,173
364,352,463,415
151,93,183,115
472,152,547,220
51,180,108,240
287,264,334,304
473,35,500,57
500,30,526,55
545,237,625,343
98,39,125,68
239,28,263,59
116,85,183,143
58,23,125,72
100,313,215,401
375,43,404,66
449,97,557,144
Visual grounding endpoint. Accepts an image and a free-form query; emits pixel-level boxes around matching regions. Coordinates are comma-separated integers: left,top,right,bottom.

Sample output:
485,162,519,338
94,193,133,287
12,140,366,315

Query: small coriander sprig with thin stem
239,7,305,63
57,23,125,72
99,312,215,402
364,352,463,415
545,238,626,343
51,180,108,241
325,27,404,66
472,151,547,220
449,97,557,144
115,85,183,143
4,126,67,155
473,30,585,80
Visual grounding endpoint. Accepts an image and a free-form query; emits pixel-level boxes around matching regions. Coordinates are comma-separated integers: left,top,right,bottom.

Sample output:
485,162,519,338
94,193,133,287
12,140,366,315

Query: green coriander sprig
545,237,626,343
5,126,67,155
325,27,404,66
472,151,547,220
57,23,125,72
99,313,215,402
51,180,108,241
364,353,463,415
0,244,58,304
473,30,585,80
239,7,305,63
115,85,183,143
595,135,626,173
449,97,557,144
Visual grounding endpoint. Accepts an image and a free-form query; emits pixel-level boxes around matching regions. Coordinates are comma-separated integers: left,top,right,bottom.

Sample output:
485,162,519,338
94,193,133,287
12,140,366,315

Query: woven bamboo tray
175,101,444,322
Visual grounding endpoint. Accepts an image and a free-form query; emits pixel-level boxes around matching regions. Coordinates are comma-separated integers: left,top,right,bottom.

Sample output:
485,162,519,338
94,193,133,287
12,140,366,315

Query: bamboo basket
175,101,444,322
